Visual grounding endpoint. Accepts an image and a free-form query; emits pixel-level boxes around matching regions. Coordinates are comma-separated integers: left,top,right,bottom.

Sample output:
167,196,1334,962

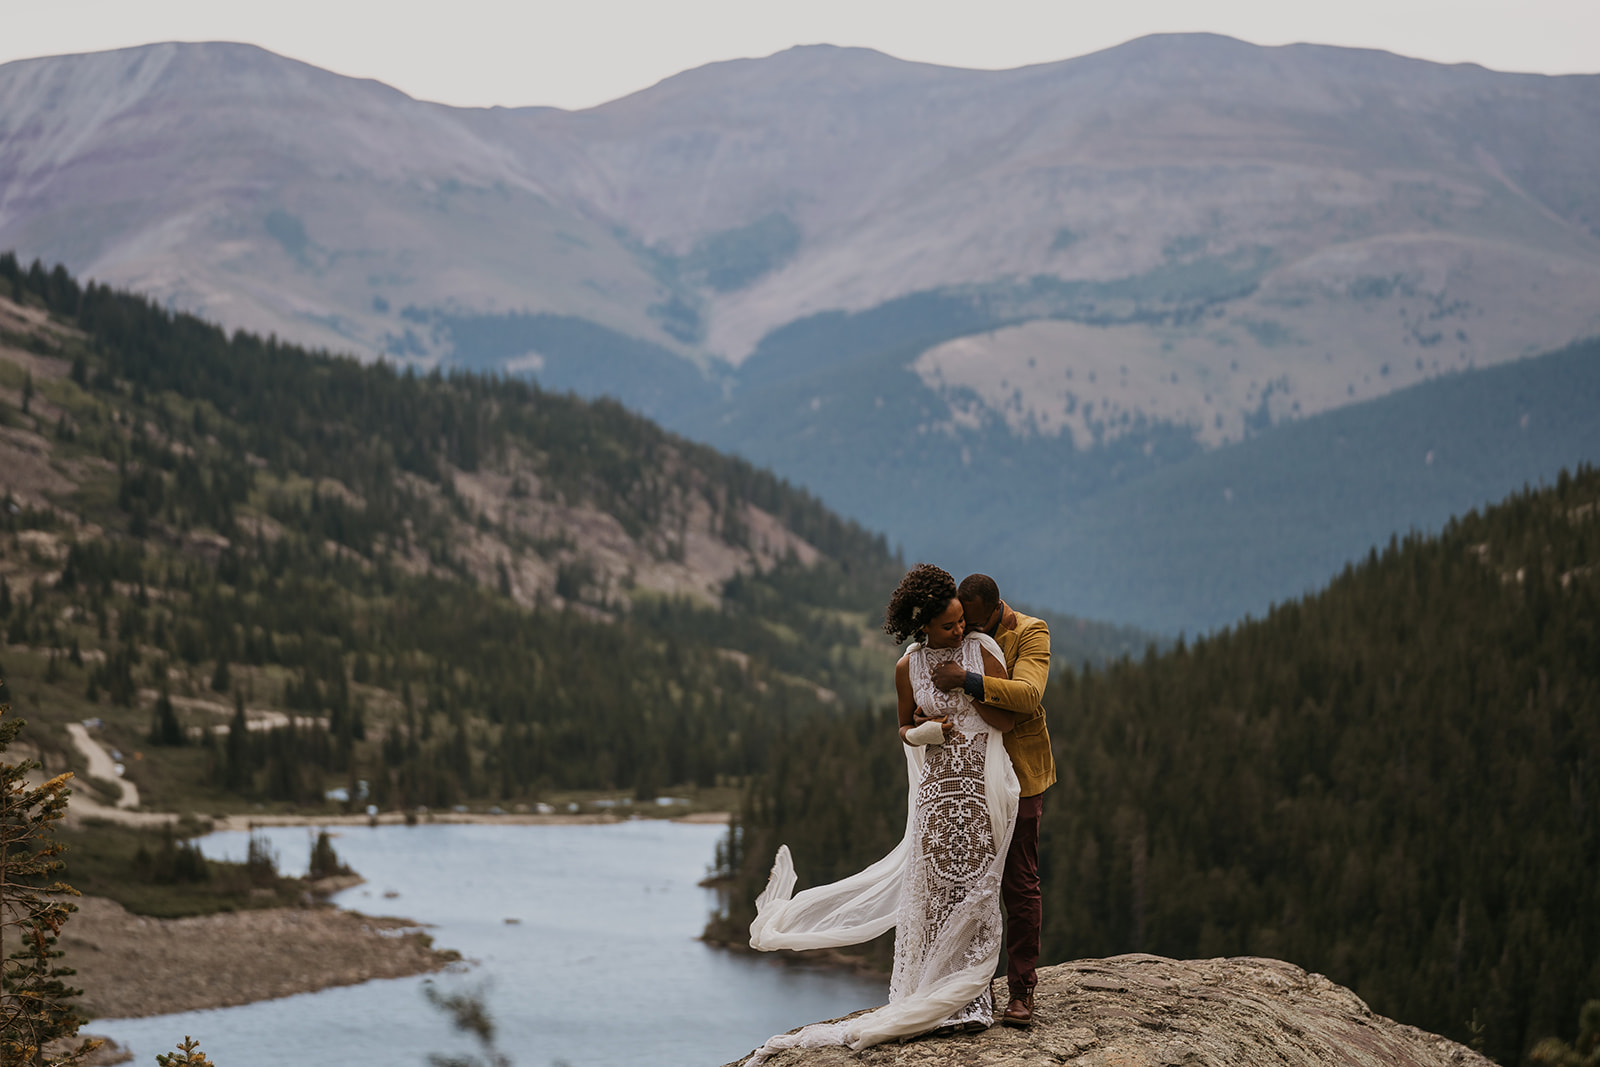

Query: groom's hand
929,662,966,691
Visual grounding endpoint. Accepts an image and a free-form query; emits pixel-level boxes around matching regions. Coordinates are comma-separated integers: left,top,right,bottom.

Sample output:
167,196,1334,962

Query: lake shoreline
64,813,732,1022
64,895,463,1020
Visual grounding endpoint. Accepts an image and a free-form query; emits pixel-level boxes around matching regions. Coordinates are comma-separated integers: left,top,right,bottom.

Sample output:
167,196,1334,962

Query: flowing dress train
743,631,1020,1062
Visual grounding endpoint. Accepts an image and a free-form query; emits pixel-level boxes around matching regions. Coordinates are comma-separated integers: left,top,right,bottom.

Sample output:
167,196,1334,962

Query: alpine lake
92,820,882,1067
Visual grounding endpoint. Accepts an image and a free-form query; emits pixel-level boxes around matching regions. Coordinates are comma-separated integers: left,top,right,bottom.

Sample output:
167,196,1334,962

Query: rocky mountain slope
5,36,1597,399
4,35,1598,627
723,956,1493,1067
0,279,835,618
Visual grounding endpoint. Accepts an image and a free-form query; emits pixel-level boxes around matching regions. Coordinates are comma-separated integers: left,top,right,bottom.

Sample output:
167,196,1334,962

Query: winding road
66,722,139,809
58,722,182,827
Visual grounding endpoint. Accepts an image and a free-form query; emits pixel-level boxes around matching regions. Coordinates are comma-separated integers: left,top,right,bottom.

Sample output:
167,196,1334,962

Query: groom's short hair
957,574,999,611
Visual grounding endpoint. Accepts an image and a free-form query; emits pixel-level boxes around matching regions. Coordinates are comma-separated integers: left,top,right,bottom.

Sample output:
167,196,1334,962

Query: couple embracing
745,565,1055,1062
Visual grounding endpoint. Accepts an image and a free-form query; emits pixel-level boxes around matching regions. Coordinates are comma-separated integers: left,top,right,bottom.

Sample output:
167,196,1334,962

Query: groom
928,574,1054,1027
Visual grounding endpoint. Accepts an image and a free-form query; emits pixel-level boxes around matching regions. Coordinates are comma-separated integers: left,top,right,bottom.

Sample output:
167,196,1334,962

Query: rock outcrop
723,955,1490,1067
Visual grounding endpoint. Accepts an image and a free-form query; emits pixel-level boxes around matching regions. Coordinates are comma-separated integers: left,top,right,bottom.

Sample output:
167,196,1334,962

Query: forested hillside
713,466,1600,1065
0,255,1140,821
0,254,907,814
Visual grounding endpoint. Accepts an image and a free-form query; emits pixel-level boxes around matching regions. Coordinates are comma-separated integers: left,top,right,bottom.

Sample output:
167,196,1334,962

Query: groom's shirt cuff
963,671,986,702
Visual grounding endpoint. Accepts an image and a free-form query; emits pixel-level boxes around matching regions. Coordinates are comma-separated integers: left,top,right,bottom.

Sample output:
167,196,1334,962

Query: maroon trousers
1002,792,1045,992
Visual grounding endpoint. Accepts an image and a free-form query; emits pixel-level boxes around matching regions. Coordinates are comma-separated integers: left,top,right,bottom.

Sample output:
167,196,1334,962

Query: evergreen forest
0,253,902,816
713,466,1600,1065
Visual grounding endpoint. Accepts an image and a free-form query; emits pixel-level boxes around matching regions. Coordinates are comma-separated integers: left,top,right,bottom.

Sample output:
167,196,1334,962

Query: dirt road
67,722,139,809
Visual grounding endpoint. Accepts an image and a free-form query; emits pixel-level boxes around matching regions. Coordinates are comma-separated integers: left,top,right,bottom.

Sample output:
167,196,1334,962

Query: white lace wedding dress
743,631,1020,1063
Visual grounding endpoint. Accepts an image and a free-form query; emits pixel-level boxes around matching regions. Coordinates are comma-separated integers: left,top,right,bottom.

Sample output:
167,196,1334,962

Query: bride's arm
897,655,952,745
895,657,919,744
972,647,1017,733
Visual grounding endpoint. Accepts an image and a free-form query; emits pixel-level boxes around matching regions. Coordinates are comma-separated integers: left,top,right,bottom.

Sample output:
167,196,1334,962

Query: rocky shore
62,895,462,1019
724,955,1491,1067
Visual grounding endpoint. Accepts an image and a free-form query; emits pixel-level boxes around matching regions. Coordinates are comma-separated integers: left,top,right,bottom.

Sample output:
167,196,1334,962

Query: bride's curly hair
883,563,958,644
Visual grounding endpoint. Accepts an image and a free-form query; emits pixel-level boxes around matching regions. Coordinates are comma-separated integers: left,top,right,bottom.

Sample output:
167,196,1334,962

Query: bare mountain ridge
508,34,1600,375
2,36,1598,400
0,42,671,364
5,36,1600,627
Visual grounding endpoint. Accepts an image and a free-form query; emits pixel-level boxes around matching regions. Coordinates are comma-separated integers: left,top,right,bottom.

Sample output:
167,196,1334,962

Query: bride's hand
912,710,955,741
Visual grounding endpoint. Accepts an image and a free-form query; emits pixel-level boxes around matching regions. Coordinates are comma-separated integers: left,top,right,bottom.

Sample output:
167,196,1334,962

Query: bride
744,564,1020,1061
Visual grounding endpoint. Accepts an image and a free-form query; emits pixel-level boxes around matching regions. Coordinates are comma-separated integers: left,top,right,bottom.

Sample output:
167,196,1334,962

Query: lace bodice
908,635,989,737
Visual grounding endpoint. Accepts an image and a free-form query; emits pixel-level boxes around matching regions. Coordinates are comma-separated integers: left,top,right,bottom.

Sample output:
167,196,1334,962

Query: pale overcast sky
2,0,1596,110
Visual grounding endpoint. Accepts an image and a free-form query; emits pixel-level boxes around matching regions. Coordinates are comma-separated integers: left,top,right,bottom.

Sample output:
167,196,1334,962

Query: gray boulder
724,955,1490,1067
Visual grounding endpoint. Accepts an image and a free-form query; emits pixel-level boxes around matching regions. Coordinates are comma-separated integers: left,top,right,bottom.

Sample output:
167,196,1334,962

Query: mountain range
3,34,1598,629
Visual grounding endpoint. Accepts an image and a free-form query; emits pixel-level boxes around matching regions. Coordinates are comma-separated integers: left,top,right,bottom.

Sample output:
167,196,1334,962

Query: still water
94,821,882,1067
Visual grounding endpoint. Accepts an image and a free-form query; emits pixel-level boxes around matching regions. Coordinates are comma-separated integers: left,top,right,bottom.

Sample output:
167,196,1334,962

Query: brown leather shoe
1001,988,1035,1028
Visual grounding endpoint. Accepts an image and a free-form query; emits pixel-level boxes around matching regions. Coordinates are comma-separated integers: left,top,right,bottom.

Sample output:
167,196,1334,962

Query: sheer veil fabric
744,632,1020,1063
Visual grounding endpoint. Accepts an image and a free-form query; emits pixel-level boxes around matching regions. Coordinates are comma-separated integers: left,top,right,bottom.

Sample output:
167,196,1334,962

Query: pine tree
0,696,100,1065
148,688,185,747
154,1037,215,1066
223,691,248,792
307,831,346,881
